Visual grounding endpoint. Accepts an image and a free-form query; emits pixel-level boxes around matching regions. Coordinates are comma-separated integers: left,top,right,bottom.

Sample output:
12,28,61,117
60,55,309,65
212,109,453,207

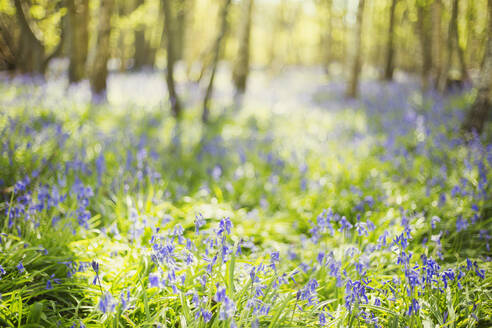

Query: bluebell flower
317,251,325,265
255,284,267,297
46,274,61,290
215,285,226,302
407,298,420,316
198,274,207,288
219,296,236,320
98,292,116,313
218,217,233,237
149,274,160,287
456,216,468,232
431,216,440,229
377,230,389,248
17,261,25,273
287,248,298,260
339,216,353,232
355,221,368,236
366,219,375,231
195,213,206,234
201,309,212,322
120,289,131,310
269,251,280,271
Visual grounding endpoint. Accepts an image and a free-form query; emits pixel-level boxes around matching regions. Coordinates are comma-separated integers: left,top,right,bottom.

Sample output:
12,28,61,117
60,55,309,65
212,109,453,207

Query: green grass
0,79,491,327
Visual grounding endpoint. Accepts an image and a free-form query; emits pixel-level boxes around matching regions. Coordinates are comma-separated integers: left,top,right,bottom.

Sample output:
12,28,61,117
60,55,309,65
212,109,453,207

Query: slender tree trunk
439,0,469,92
175,0,186,61
383,0,397,81
346,0,365,98
134,28,147,70
89,0,114,102
68,0,89,83
13,0,45,75
417,2,433,92
439,0,456,91
462,0,492,134
326,0,333,71
454,0,470,83
432,0,442,88
162,0,182,118
202,0,232,123
133,0,145,70
232,0,254,95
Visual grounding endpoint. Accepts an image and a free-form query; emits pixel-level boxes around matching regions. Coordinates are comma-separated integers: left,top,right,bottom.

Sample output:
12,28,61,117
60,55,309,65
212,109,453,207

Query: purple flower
17,261,25,273
270,251,280,271
120,289,131,310
149,274,160,287
195,213,206,234
317,251,325,265
456,216,468,232
407,299,420,316
215,285,226,302
431,216,440,229
201,309,212,322
46,274,61,290
339,216,353,232
98,293,116,313
355,221,368,236
218,217,233,237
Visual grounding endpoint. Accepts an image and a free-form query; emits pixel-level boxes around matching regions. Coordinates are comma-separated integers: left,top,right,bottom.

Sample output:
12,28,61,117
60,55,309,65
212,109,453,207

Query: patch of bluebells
1,78,490,327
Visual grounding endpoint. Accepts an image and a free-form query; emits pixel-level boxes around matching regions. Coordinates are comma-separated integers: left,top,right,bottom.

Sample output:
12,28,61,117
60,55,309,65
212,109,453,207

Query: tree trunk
232,0,254,95
68,0,89,83
13,0,45,75
202,0,232,123
462,0,492,134
174,0,186,61
432,0,442,88
383,0,397,81
89,0,114,102
346,0,365,98
439,0,469,92
320,0,333,74
162,0,182,118
134,28,147,70
417,2,433,92
133,0,149,70
438,0,455,92
454,0,469,83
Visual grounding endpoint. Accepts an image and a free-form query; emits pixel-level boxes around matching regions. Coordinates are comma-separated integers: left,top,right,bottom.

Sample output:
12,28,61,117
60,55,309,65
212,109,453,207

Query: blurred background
0,0,490,126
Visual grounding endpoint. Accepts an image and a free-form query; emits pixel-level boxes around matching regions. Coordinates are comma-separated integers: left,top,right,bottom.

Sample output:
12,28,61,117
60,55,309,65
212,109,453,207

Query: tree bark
417,2,433,92
13,0,45,75
319,0,333,74
68,0,89,83
202,0,232,123
454,0,469,83
133,27,147,70
162,0,182,118
232,0,254,95
174,0,186,61
462,0,492,134
439,0,469,92
346,0,365,98
89,0,115,102
383,0,397,81
432,0,442,88
133,0,156,70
